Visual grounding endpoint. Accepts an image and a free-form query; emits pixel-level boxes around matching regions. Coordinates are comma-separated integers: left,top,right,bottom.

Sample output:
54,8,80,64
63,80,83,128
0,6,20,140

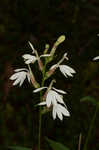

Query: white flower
10,68,30,86
52,104,70,120
22,54,37,64
33,86,66,107
22,41,51,64
33,84,70,120
59,65,76,77
50,64,76,78
49,52,76,78
93,56,99,60
37,100,70,120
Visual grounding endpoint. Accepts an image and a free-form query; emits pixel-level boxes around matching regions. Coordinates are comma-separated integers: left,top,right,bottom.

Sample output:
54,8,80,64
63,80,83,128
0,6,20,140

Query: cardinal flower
36,101,70,120
33,87,66,107
49,53,76,78
59,65,76,77
22,41,50,64
50,64,76,78
10,68,30,86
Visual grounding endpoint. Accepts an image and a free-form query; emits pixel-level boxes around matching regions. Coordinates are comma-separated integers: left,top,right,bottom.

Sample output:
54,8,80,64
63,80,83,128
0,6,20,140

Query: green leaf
46,137,70,150
80,96,97,105
8,146,32,150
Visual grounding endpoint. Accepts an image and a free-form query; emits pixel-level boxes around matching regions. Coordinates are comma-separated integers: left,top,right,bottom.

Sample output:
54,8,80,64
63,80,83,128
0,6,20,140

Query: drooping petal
57,107,63,120
52,87,66,94
54,92,64,104
46,90,52,107
10,73,19,80
46,90,58,107
52,104,70,120
93,56,99,60
59,65,76,77
19,74,26,86
58,104,70,117
53,104,63,120
52,106,57,120
10,70,28,86
27,73,31,83
33,87,47,93
64,65,76,73
13,77,21,86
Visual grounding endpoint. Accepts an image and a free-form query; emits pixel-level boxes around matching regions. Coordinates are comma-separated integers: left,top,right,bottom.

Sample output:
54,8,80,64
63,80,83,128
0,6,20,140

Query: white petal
25,59,36,64
22,54,37,64
19,73,26,86
52,106,56,120
10,71,27,86
56,105,63,120
33,87,47,93
52,87,66,94
10,73,19,80
46,91,52,107
22,54,33,59
27,73,30,83
59,65,76,77
38,101,46,106
58,104,70,117
55,93,64,104
14,68,28,72
13,77,21,86
28,41,35,53
64,65,76,73
50,64,57,70
93,56,99,60
46,90,58,107
40,54,51,57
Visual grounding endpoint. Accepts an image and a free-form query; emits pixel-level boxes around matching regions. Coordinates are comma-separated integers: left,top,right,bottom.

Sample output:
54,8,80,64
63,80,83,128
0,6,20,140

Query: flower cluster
33,85,70,120
10,35,76,120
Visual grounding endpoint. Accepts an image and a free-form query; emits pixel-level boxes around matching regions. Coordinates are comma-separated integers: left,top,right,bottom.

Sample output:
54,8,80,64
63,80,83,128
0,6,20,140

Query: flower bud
44,44,50,54
57,35,66,45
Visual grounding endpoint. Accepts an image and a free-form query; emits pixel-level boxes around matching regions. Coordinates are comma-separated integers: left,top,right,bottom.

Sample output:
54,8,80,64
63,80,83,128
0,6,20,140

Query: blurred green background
0,0,99,150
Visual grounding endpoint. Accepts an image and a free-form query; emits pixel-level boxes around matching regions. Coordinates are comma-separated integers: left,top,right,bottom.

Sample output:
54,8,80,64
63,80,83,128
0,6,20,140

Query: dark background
0,0,99,150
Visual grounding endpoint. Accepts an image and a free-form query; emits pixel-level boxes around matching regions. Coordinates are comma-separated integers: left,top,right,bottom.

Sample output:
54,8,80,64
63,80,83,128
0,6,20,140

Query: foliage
46,137,70,150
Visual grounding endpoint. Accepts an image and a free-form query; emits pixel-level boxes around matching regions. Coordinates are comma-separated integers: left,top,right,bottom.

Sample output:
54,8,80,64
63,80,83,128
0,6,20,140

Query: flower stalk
9,35,76,150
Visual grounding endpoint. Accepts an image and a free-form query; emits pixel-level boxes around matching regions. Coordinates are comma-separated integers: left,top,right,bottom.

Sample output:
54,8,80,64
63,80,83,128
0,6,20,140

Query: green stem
38,62,47,150
38,105,42,150
83,104,99,150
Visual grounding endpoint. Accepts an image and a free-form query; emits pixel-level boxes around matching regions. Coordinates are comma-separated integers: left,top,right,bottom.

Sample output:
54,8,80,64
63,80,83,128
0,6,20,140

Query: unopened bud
44,44,50,54
45,44,49,49
57,35,65,45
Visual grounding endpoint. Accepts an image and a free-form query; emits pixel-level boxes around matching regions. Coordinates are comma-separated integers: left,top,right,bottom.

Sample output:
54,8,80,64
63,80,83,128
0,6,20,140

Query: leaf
46,137,70,150
8,146,32,150
80,96,97,105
